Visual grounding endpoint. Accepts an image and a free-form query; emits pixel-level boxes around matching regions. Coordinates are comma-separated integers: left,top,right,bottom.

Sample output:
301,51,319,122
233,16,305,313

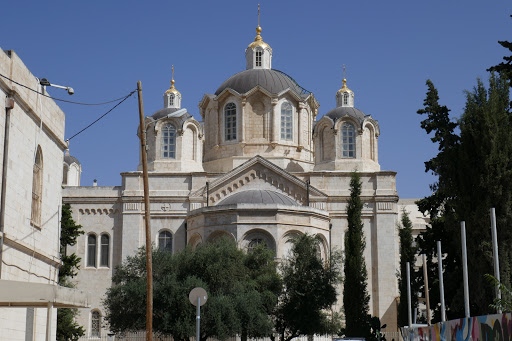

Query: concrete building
0,48,88,340
63,23,427,337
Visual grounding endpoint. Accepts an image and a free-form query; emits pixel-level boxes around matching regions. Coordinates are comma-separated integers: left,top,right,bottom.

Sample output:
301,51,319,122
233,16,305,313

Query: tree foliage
343,172,370,337
273,234,342,341
104,238,281,341
416,73,511,320
397,209,419,327
57,204,85,341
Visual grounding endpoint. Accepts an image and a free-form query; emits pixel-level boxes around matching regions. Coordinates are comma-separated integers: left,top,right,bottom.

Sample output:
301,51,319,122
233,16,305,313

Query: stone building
63,23,427,337
0,48,87,340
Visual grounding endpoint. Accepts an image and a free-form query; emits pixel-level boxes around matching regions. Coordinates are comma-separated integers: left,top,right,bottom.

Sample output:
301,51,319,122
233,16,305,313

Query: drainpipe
306,180,310,206
0,97,14,278
206,182,209,207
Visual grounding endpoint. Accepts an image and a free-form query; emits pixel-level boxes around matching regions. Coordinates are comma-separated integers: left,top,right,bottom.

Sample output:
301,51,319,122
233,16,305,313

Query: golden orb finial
165,65,181,96
248,4,271,50
337,65,352,94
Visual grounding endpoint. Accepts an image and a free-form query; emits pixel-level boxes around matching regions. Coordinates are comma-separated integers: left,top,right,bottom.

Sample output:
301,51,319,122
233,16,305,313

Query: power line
67,90,137,141
0,72,134,106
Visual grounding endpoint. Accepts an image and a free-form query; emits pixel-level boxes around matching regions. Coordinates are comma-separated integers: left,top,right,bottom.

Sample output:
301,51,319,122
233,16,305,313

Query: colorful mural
402,313,512,341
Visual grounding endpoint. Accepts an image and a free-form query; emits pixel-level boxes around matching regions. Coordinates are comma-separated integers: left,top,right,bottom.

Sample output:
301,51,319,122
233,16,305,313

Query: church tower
163,66,181,109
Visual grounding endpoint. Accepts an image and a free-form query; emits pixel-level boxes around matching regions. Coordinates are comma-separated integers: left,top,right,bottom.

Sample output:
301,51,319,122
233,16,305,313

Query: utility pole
137,81,153,341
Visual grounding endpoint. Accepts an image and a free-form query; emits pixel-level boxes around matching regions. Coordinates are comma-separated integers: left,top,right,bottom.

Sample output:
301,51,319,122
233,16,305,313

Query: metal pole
46,302,53,341
197,297,201,341
407,261,412,328
137,81,153,341
422,254,431,325
461,221,470,318
437,241,446,322
490,208,502,313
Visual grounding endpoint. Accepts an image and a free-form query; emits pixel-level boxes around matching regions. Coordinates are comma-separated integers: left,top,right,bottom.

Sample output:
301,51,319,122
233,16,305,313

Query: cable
67,90,137,141
0,72,134,106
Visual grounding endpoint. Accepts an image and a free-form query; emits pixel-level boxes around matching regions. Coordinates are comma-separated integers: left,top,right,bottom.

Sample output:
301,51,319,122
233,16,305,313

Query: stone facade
0,48,67,340
62,24,428,337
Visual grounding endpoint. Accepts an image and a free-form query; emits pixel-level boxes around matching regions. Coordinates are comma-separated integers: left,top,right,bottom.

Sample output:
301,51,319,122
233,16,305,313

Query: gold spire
337,64,352,94
248,4,271,50
165,65,181,96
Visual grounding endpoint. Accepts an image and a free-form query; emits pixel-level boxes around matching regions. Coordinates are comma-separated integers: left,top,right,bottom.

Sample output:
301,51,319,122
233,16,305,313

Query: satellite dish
189,287,208,306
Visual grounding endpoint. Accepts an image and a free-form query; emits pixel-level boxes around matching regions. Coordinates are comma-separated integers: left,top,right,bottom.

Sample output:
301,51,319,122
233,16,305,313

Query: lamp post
39,78,74,95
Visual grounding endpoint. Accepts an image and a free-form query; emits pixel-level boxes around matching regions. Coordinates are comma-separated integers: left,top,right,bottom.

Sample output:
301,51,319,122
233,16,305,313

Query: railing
77,333,335,341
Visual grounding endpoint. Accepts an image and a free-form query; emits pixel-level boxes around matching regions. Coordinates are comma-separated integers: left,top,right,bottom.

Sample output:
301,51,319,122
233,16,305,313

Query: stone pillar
271,98,278,146
298,102,306,150
241,96,246,143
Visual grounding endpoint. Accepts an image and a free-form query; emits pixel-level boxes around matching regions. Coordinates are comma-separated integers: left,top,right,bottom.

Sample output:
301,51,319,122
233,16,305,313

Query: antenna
258,4,260,27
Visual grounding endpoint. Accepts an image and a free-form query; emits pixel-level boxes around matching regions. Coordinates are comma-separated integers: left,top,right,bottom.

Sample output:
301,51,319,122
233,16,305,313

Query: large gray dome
324,106,367,124
215,69,310,98
218,190,299,206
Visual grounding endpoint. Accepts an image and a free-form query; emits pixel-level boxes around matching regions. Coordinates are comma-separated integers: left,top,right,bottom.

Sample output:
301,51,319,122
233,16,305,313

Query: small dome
165,79,181,97
218,190,298,206
247,26,272,51
324,107,366,125
215,69,310,98
336,78,353,95
64,151,80,166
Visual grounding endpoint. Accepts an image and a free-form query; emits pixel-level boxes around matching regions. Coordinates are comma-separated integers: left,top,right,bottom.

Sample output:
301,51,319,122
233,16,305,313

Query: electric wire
67,90,137,141
0,72,134,106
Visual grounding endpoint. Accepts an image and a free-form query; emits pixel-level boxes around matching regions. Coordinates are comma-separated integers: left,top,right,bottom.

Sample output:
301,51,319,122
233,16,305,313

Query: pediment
191,156,327,206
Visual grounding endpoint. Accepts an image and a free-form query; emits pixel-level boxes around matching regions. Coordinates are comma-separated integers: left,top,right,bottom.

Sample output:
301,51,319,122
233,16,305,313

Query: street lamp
39,78,74,95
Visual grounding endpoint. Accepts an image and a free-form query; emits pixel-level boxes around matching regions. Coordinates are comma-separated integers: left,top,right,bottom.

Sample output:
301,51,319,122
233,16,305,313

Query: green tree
416,74,512,320
343,172,370,337
397,209,418,327
488,15,512,106
104,238,281,341
273,234,342,341
57,204,85,341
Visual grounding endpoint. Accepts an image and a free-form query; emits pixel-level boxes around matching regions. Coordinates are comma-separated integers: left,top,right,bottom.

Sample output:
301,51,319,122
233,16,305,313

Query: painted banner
401,313,512,341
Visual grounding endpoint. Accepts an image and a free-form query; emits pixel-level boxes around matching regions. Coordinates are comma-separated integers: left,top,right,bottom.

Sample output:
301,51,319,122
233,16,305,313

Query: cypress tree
397,209,418,327
343,172,370,337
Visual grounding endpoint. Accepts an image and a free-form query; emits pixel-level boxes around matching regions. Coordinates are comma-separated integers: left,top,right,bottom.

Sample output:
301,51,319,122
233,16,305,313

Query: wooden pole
137,81,153,341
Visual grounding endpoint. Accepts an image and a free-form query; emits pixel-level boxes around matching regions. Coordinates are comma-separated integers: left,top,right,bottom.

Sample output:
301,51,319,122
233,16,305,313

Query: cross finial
343,64,346,80
172,65,174,81
258,4,260,27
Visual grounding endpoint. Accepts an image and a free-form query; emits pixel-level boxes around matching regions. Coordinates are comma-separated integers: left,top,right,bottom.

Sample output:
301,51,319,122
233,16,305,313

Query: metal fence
77,333,335,341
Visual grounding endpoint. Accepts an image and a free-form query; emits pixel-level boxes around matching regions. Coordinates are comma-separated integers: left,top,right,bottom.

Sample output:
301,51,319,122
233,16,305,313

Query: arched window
62,163,69,185
343,92,349,105
341,123,356,158
91,311,101,338
255,50,263,67
31,146,43,226
161,123,176,158
169,94,175,106
158,231,172,253
248,238,266,252
100,234,110,267
224,103,237,141
280,102,293,140
87,234,97,267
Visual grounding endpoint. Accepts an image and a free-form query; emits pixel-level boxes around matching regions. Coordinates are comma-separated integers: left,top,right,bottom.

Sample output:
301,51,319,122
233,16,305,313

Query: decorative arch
206,230,235,243
241,229,276,253
280,230,304,259
31,146,43,226
188,233,203,250
315,233,329,262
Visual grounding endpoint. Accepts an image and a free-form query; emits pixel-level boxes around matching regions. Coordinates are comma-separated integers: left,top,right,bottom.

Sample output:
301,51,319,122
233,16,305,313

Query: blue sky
2,1,511,198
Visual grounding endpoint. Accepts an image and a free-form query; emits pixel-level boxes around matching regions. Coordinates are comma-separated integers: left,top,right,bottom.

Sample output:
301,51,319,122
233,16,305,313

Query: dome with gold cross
163,66,182,110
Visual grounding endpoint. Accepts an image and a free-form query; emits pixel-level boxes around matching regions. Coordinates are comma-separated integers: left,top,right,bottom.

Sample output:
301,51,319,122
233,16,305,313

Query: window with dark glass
343,92,349,105
225,103,237,141
342,123,356,158
158,231,172,253
169,94,175,106
91,311,101,337
87,234,97,267
100,234,109,267
256,50,262,67
161,123,176,158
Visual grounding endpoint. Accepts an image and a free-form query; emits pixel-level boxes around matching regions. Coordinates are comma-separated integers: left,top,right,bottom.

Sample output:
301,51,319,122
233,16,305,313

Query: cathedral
63,20,426,338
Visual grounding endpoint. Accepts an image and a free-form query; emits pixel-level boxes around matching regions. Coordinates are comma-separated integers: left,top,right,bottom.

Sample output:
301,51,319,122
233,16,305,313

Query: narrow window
343,92,349,105
87,234,97,267
158,231,172,253
255,50,262,67
100,234,110,267
169,94,175,106
62,164,69,185
280,102,293,140
342,123,356,158
161,123,176,158
91,311,101,338
224,103,237,141
31,146,43,226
